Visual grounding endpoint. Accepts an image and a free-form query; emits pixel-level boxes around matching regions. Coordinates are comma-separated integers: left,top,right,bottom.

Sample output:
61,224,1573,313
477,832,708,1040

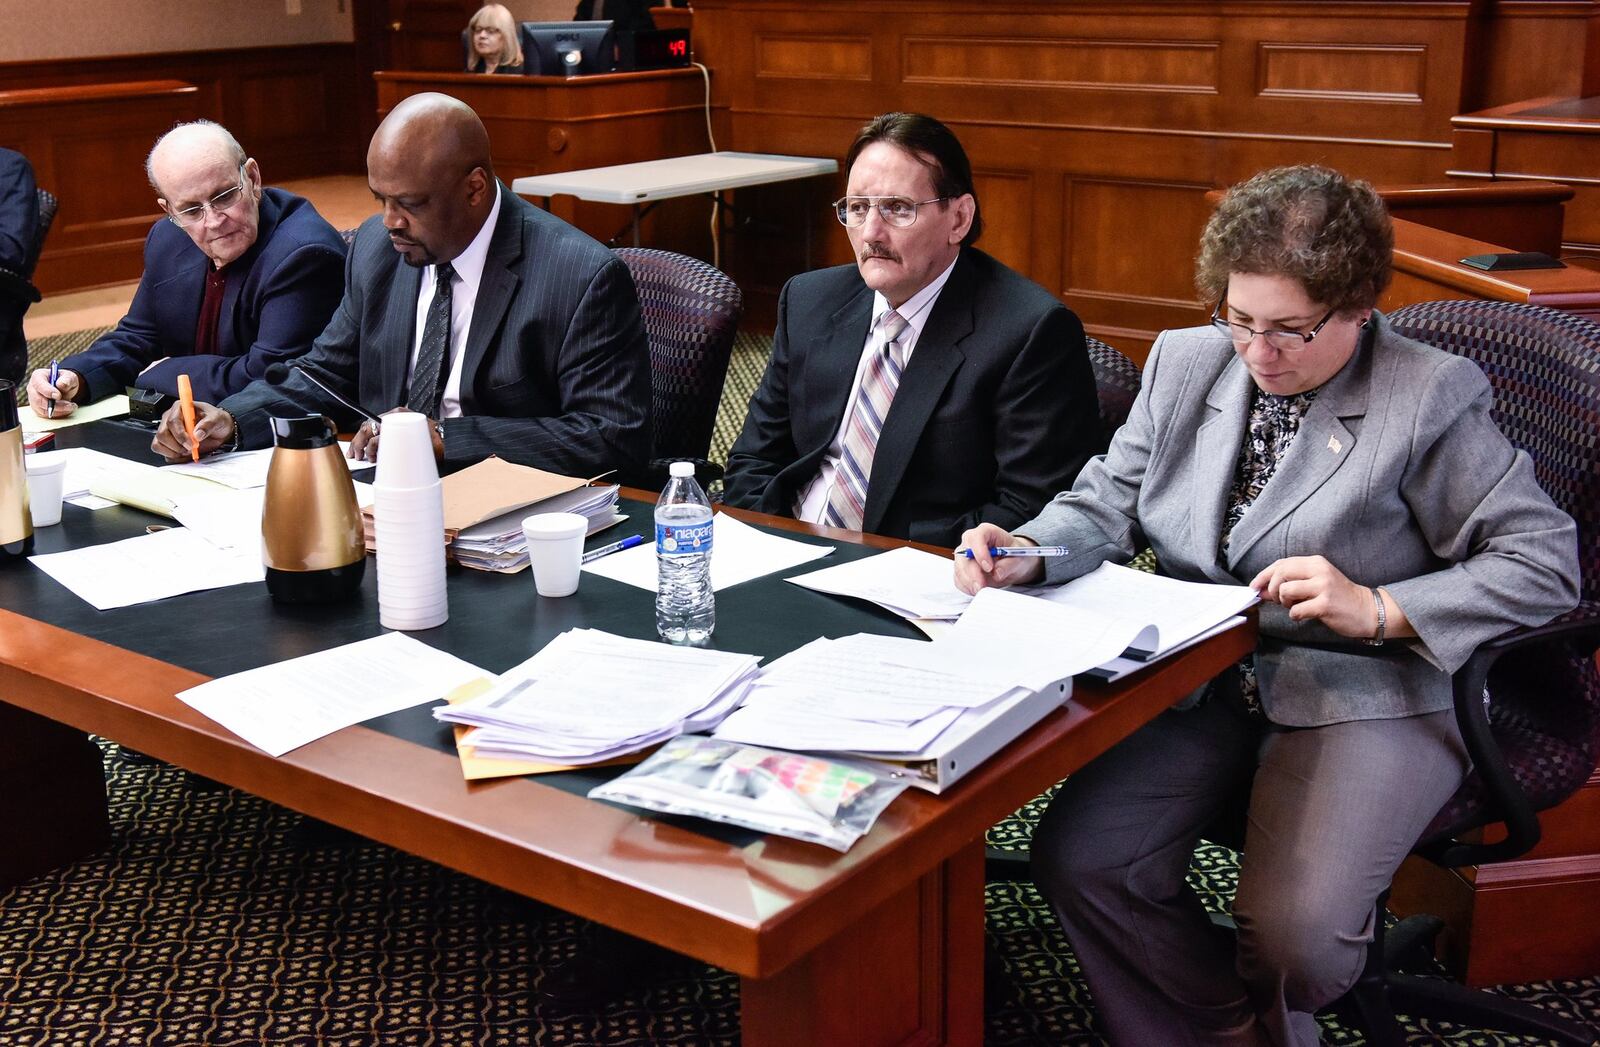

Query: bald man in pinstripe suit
153,94,651,479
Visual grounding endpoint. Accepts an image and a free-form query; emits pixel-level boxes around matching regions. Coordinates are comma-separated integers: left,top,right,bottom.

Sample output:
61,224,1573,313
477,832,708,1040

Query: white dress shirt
795,255,958,523
408,184,503,419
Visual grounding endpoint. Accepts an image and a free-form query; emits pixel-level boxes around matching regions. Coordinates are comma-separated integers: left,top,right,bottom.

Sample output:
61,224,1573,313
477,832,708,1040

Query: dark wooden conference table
0,421,1256,1047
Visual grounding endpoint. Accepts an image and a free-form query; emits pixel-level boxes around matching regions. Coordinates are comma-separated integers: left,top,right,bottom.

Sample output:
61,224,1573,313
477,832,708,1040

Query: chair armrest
1426,603,1600,867
0,266,41,304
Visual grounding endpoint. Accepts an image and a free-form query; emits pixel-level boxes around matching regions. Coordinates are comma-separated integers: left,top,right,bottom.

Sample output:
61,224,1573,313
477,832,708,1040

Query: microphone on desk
265,363,383,433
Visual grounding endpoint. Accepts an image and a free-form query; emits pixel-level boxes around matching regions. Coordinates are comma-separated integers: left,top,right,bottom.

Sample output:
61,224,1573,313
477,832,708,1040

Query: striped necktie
822,310,910,531
406,262,455,416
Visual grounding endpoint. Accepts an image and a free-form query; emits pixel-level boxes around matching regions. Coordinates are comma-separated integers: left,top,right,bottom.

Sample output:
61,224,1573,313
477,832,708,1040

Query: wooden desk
1381,216,1600,322
0,422,1254,1046
1452,96,1600,260
374,68,715,256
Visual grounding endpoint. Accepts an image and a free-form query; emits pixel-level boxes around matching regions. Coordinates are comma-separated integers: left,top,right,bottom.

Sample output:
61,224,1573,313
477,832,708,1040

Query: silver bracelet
1363,586,1386,646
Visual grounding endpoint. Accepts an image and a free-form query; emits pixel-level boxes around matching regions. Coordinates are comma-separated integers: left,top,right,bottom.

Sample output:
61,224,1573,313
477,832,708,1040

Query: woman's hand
954,524,1045,595
1249,555,1410,639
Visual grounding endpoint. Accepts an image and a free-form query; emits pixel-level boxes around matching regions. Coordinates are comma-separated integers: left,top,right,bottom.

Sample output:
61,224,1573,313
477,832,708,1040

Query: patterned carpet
4,327,1598,1044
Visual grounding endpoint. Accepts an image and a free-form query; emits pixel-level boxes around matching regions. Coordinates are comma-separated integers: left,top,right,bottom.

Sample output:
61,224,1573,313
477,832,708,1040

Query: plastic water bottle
656,460,715,644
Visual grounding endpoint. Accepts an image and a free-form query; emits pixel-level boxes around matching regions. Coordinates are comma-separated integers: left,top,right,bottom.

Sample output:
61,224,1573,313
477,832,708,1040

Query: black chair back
1390,300,1600,837
613,247,743,484
1085,335,1141,448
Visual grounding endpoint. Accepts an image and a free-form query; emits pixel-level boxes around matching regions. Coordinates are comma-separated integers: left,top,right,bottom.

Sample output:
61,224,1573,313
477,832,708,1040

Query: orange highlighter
177,374,199,462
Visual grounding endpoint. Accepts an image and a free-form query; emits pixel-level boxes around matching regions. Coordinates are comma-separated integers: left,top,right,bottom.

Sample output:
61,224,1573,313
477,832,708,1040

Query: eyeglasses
472,25,502,35
1210,289,1337,353
166,166,250,227
833,196,949,229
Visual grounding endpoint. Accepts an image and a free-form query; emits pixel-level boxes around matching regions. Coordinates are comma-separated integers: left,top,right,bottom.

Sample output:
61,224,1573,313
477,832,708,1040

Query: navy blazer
0,148,37,274
64,187,346,404
723,247,1102,546
222,185,653,478
0,147,39,385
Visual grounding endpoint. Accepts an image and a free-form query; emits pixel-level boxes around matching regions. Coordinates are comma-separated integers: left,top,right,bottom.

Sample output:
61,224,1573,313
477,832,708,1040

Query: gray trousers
1031,689,1469,1047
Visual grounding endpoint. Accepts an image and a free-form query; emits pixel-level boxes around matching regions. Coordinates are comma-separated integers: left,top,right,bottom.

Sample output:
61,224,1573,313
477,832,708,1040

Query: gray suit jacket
222,185,651,477
1016,315,1580,727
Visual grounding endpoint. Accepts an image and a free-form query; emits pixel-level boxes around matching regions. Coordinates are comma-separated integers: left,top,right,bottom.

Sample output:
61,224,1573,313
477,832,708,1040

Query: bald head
147,120,246,195
147,120,262,269
368,94,495,267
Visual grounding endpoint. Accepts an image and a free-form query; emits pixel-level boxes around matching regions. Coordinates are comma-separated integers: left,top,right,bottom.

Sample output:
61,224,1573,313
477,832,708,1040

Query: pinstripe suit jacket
222,185,652,476
1015,316,1579,726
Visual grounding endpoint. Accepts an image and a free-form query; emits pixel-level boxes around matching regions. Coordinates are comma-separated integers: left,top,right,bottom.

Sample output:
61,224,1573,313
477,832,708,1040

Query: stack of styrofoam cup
373,412,448,631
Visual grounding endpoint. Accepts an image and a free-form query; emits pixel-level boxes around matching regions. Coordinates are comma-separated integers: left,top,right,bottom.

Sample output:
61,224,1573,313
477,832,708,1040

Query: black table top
6,420,922,828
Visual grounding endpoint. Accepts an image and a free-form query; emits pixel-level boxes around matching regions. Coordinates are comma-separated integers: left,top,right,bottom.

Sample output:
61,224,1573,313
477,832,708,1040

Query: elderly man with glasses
27,120,345,417
724,111,1101,546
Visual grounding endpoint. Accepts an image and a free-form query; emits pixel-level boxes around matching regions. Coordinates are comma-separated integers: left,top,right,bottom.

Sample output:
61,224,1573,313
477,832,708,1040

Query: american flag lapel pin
1328,435,1342,454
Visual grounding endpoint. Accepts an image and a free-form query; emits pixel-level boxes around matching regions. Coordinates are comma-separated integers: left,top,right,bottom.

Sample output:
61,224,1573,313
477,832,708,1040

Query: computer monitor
519,21,615,77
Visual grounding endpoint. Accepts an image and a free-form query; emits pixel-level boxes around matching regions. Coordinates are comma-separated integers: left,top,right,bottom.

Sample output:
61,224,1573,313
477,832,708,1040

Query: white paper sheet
580,512,833,592
162,447,367,490
171,483,376,554
924,587,1150,691
29,526,266,610
1031,563,1258,657
785,545,970,619
176,633,489,757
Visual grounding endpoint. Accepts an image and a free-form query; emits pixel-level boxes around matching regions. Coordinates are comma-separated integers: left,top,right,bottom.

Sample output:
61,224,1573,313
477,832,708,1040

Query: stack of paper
789,553,1257,679
450,485,622,572
433,629,760,764
357,456,596,553
713,633,1016,753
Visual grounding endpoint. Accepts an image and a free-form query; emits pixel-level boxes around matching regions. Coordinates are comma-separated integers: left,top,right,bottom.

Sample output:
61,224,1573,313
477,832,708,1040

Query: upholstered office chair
613,247,743,491
1084,335,1142,449
1331,300,1600,1045
1,187,58,390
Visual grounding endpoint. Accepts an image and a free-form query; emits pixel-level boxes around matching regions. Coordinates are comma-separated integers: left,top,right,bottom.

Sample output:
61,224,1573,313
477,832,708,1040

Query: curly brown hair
1195,165,1393,315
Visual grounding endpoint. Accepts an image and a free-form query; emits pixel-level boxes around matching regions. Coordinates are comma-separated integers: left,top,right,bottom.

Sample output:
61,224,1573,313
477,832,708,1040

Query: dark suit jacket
723,247,1101,546
0,147,39,386
63,187,346,405
222,185,653,478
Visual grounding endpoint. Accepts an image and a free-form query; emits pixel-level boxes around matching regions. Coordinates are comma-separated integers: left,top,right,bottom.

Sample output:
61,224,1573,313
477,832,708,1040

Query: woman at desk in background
954,165,1579,1046
465,4,522,75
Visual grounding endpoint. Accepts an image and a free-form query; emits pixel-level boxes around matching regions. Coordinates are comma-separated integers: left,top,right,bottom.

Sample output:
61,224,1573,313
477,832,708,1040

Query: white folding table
510,150,839,259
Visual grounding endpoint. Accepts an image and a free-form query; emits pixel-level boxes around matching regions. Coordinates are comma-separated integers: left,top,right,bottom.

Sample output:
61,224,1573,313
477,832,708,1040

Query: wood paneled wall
0,45,365,183
0,44,365,292
695,0,1486,358
0,82,203,294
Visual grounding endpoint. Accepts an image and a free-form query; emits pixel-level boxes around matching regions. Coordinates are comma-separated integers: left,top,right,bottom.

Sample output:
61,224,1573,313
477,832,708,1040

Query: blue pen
582,533,644,563
46,359,59,419
959,545,1069,559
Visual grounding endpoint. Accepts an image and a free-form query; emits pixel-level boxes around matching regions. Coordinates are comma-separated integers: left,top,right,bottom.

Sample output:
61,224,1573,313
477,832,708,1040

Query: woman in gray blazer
955,166,1579,1046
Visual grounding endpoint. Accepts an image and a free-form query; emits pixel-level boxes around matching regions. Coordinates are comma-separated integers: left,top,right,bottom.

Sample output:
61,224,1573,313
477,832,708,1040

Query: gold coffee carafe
261,414,365,603
0,382,33,564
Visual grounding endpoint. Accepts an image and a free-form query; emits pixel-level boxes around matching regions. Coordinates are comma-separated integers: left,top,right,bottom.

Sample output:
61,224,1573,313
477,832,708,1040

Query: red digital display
669,39,687,57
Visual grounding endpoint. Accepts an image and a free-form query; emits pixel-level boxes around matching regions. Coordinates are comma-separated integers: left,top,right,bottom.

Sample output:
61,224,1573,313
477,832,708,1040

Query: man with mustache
29,121,345,417
153,93,650,479
724,112,1099,545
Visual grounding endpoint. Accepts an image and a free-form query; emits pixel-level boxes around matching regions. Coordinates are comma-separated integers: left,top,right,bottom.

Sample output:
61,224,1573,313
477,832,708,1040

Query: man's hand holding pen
953,523,1047,595
151,400,234,461
348,407,442,463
